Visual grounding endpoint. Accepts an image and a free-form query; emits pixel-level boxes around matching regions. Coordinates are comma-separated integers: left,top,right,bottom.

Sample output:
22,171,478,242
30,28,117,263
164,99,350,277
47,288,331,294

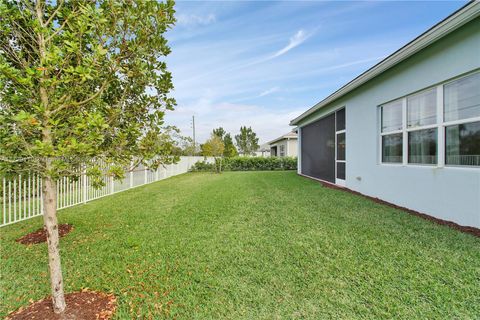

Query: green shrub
190,157,297,172
190,160,216,172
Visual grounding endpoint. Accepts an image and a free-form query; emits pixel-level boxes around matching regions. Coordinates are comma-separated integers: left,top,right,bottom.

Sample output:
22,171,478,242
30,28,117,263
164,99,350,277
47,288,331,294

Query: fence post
82,165,87,204
144,166,148,184
110,175,114,195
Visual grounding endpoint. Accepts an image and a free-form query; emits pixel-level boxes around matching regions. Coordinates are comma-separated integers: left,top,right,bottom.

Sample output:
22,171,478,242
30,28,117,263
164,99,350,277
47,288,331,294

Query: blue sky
164,0,466,144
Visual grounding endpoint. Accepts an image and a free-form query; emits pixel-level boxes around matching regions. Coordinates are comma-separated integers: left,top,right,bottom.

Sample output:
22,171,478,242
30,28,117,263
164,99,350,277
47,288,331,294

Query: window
336,132,345,161
444,72,480,122
446,122,480,166
380,100,403,163
336,162,345,180
444,72,480,167
381,100,403,132
279,144,285,157
382,133,403,163
336,108,345,131
335,108,346,182
379,71,480,167
407,88,438,164
408,128,437,164
407,88,437,127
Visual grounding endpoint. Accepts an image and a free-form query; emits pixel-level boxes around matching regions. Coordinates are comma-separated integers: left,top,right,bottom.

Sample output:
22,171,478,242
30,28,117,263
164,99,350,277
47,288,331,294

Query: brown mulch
6,291,116,320
300,174,480,238
16,224,74,245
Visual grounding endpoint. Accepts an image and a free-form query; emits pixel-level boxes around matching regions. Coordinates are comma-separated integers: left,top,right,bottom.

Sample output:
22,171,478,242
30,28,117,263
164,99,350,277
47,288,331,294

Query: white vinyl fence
1,156,211,227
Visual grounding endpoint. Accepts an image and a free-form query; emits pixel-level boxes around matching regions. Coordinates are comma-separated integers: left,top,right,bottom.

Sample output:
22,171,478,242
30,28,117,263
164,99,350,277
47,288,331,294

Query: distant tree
180,136,197,156
223,133,238,157
212,127,237,157
201,135,225,173
142,127,182,164
235,126,259,156
0,0,175,313
170,133,198,156
212,127,226,139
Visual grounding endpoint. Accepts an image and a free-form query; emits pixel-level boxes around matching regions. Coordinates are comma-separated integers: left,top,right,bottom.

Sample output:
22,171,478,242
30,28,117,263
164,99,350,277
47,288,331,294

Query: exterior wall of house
296,18,480,228
288,139,298,157
270,139,298,157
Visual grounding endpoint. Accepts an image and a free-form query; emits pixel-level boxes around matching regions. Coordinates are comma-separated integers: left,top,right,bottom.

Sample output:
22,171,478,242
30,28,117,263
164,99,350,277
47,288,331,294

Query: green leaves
191,157,298,172
96,44,107,56
212,128,238,157
0,0,177,178
201,135,225,158
235,126,260,156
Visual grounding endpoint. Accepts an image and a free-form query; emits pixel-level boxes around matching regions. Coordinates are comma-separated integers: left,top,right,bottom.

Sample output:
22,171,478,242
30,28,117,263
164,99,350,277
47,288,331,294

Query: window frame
335,107,346,186
379,98,405,164
379,70,480,168
279,144,285,157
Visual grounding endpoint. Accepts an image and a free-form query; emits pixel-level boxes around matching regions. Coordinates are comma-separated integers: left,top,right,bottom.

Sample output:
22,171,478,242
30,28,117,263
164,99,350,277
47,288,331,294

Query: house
268,131,298,157
290,2,480,228
255,143,271,157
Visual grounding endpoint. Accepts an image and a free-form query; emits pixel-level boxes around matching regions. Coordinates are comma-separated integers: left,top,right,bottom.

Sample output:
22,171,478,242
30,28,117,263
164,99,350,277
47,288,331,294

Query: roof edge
267,133,298,145
290,1,480,126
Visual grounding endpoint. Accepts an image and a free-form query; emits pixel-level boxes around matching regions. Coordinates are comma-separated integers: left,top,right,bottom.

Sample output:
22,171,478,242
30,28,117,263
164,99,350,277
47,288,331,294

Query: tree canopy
0,0,177,179
201,134,224,158
223,133,238,158
201,134,224,173
235,126,259,156
212,127,226,139
212,127,237,158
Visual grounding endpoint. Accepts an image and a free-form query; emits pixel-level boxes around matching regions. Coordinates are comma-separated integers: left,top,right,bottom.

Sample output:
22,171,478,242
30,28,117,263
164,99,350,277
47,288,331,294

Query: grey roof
267,131,298,145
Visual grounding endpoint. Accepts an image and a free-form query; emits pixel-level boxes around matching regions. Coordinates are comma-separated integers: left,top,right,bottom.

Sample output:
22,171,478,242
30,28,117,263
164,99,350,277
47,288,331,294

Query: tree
223,133,238,157
178,136,197,156
212,127,226,140
167,130,197,156
235,126,259,156
201,134,224,173
0,0,176,313
212,127,237,157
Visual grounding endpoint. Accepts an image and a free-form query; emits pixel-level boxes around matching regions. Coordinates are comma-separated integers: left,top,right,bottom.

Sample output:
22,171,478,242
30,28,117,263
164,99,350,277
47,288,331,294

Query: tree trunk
42,174,66,313
35,0,66,313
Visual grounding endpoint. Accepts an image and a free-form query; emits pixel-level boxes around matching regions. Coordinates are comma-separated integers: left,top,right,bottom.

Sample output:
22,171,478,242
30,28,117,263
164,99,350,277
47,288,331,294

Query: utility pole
192,115,196,156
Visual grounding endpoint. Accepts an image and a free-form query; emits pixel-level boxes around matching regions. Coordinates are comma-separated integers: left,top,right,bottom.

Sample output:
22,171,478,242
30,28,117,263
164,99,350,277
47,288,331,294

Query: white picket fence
0,156,210,227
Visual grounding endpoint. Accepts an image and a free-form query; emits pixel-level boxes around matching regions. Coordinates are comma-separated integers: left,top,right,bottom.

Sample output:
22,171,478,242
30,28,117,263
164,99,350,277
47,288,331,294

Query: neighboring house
255,143,271,157
290,2,480,228
268,132,298,157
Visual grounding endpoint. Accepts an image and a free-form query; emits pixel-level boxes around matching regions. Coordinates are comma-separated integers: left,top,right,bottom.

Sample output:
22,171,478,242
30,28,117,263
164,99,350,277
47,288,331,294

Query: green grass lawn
1,171,479,319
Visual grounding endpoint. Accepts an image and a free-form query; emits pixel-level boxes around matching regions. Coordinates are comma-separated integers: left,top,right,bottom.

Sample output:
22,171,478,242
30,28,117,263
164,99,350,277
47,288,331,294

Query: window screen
301,113,336,183
336,108,345,131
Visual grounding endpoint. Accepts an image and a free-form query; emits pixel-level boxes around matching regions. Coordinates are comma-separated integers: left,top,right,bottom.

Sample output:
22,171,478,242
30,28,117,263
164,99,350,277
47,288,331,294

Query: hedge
190,156,297,172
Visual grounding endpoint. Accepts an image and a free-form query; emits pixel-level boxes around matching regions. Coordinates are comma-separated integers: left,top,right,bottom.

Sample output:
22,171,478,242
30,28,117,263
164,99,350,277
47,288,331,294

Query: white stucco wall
287,139,298,157
270,139,298,157
296,18,480,228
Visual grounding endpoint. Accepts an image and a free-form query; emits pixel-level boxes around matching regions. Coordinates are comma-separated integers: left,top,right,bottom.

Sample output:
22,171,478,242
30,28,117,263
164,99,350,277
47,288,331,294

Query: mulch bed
16,224,74,245
6,291,116,320
300,174,480,238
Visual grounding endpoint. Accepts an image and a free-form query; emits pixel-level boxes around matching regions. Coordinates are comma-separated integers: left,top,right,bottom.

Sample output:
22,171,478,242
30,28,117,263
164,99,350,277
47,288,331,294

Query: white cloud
165,98,303,144
176,14,216,27
271,29,311,59
259,87,280,97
